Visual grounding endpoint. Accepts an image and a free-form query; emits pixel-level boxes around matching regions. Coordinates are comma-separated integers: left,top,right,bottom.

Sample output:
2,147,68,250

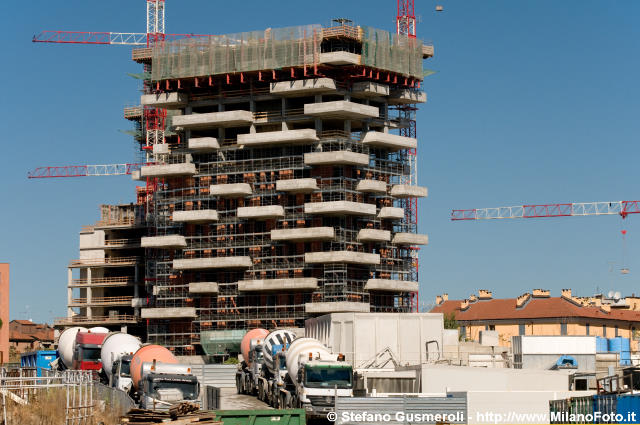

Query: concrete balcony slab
365,279,419,292
172,110,253,129
318,52,362,65
305,301,370,314
304,151,369,166
140,163,196,178
351,82,390,98
378,207,405,220
304,201,376,216
237,129,318,147
209,183,253,198
172,210,219,223
390,184,428,198
141,92,188,108
188,137,220,152
305,251,380,265
271,227,334,241
356,179,387,193
304,101,379,119
141,307,197,319
141,235,187,249
362,131,417,151
188,282,219,294
238,278,318,292
173,256,252,270
388,89,427,105
237,205,285,219
392,233,429,245
270,78,337,96
357,229,391,242
153,143,170,154
276,178,318,193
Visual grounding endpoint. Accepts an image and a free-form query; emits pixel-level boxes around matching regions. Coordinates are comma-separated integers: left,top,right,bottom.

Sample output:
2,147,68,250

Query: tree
443,312,459,330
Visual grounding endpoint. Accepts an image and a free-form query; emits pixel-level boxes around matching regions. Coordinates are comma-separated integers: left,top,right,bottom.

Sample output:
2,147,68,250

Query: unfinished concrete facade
58,204,147,337
62,23,431,356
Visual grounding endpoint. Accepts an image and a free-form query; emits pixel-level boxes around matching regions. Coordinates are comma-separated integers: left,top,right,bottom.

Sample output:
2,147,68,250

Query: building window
615,326,619,337
488,325,495,331
460,325,466,339
586,323,590,335
560,323,567,336
519,324,525,336
603,325,607,337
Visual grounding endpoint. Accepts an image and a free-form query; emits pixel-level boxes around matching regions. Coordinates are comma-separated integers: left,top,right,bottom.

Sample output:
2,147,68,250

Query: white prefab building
305,312,444,368
512,336,597,372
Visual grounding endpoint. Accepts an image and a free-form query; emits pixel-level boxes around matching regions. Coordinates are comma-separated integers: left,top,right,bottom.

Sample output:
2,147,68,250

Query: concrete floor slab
304,100,379,119
141,92,188,108
392,232,429,245
304,201,376,216
270,227,334,241
173,256,253,270
365,279,419,292
238,278,318,292
141,307,197,319
357,229,391,242
305,301,370,314
304,151,369,166
188,137,220,151
270,78,337,96
352,82,390,98
389,89,427,105
276,178,318,193
173,110,253,129
141,235,187,249
209,183,253,197
318,52,362,65
237,129,318,146
237,205,285,219
390,184,428,198
141,163,197,177
378,207,405,220
356,179,387,193
362,131,417,151
172,210,219,223
305,251,380,265
188,282,219,293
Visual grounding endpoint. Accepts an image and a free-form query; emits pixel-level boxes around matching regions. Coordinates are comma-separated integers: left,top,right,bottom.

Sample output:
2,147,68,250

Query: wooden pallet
120,402,222,424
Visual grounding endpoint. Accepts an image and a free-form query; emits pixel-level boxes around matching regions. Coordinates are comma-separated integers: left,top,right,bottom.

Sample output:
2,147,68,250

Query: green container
201,330,245,356
214,409,306,425
570,396,593,424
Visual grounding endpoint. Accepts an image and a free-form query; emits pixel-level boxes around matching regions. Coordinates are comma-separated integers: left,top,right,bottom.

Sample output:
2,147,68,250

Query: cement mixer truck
256,329,296,407
57,327,87,370
130,345,200,410
281,337,353,417
236,328,269,395
100,332,142,392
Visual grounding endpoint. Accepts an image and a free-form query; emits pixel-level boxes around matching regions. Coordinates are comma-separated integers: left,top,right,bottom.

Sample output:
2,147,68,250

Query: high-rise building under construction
63,22,433,357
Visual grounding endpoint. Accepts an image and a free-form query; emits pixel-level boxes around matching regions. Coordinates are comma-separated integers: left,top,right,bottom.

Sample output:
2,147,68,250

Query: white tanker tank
88,327,110,334
57,327,88,369
284,338,334,382
262,329,296,374
100,332,142,378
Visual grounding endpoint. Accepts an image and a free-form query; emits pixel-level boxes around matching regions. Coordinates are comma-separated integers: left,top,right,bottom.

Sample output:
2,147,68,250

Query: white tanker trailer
57,327,88,369
255,329,296,407
281,338,353,417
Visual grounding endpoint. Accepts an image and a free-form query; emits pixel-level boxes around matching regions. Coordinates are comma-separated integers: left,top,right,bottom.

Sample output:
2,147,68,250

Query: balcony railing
54,314,138,326
70,296,133,306
104,238,140,248
68,256,140,267
70,276,135,287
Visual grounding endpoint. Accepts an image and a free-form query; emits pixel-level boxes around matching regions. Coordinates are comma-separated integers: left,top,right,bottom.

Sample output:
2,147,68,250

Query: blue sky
1,1,638,322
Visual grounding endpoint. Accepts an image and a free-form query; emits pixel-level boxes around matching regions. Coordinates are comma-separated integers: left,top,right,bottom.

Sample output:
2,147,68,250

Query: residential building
431,289,640,349
9,320,54,355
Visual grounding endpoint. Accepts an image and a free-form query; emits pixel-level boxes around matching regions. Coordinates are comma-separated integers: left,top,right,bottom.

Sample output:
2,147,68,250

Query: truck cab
138,362,200,411
72,332,107,371
296,360,353,417
111,354,133,392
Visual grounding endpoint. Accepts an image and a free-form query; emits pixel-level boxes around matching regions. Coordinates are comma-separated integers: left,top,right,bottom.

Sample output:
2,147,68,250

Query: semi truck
100,332,142,392
130,345,200,410
236,328,269,395
282,337,353,417
72,331,108,371
256,329,296,407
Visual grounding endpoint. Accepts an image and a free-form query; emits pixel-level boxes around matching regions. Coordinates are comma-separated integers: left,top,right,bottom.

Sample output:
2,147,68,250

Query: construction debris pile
120,402,219,424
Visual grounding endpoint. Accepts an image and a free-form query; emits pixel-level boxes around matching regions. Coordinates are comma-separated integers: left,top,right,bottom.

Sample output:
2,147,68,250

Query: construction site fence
93,382,135,418
151,24,425,81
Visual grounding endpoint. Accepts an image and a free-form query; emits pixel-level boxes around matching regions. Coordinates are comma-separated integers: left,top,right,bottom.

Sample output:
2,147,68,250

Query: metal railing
68,256,140,267
54,314,138,326
70,296,134,306
104,238,140,247
70,276,135,287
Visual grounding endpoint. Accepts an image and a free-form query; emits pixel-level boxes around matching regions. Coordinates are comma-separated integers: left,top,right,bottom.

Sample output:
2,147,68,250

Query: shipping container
616,395,640,424
305,313,443,367
594,394,617,423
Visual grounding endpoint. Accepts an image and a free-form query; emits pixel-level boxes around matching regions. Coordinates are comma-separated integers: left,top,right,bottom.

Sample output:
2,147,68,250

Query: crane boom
28,163,144,179
451,201,640,221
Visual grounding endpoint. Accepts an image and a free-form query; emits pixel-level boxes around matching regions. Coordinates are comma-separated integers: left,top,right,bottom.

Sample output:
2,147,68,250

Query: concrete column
281,98,288,131
67,269,74,317
314,95,323,134
249,98,256,134
344,120,351,134
218,101,225,141
86,268,92,318
383,102,389,133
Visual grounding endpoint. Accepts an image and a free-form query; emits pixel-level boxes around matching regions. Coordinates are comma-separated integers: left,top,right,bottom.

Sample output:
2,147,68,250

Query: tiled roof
431,296,640,323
